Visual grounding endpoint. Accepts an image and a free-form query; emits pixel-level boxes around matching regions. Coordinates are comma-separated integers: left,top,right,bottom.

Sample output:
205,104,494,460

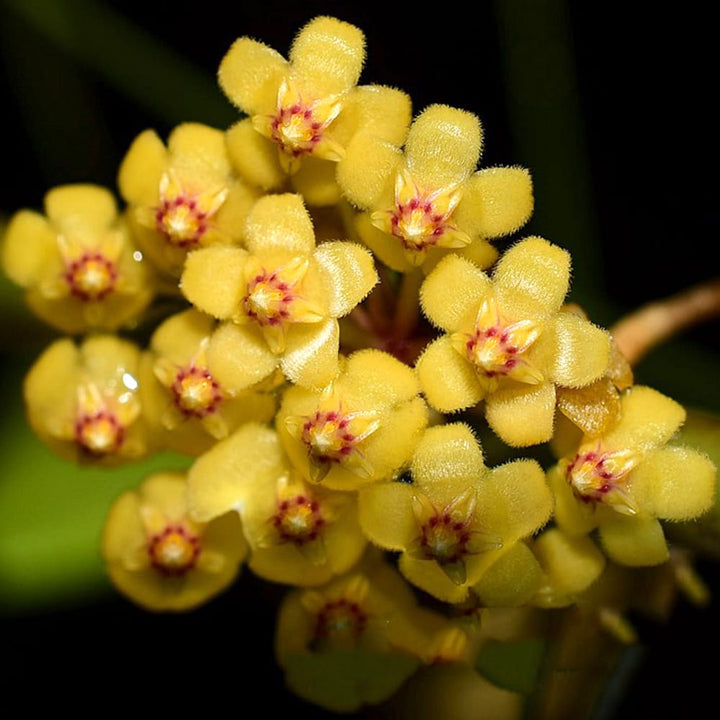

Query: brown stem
610,277,720,366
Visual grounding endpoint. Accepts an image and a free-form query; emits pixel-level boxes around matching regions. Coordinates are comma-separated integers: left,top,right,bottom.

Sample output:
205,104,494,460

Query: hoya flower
358,422,553,604
416,237,612,446
337,103,533,273
1,184,155,334
118,122,260,277
277,348,429,491
181,192,377,390
138,307,277,456
274,551,422,712
218,15,411,206
548,385,717,566
102,471,247,612
23,334,151,466
186,422,367,587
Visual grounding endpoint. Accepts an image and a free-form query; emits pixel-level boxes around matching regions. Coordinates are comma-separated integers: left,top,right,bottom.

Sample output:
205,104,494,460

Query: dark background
1,1,718,717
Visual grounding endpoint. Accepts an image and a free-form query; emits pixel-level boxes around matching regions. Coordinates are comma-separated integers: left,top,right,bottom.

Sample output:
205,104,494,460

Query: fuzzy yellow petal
281,318,340,389
452,239,500,272
473,542,544,607
342,348,420,406
358,482,417,550
289,16,365,97
312,241,378,318
187,423,285,522
291,156,342,207
360,397,428,485
245,193,316,256
598,514,669,566
629,446,716,521
213,181,261,241
249,545,335,587
405,105,481,189
24,338,81,430
81,334,142,382
547,464,597,536
533,529,605,607
485,381,557,447
416,335,484,413
1,210,56,286
180,245,248,319
604,386,686,454
150,308,215,362
411,423,485,494
493,236,571,321
478,459,552,540
455,166,533,240
226,118,287,191
218,37,287,114
167,123,231,177
101,490,145,567
419,253,492,332
344,85,412,147
118,129,168,205
547,312,611,388
398,554,472,604
337,133,401,209
206,321,279,392
44,184,117,235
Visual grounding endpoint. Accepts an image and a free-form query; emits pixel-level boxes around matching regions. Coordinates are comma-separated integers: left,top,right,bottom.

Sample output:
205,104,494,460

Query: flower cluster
2,15,716,716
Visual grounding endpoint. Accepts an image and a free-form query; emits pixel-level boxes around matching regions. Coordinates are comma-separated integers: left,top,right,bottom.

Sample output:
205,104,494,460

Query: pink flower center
300,409,357,465
155,195,208,248
465,325,522,378
171,365,223,418
390,196,450,251
243,270,295,327
74,410,125,456
63,251,118,301
313,598,368,641
273,494,325,545
270,103,325,158
565,445,637,513
419,512,472,565
148,524,200,576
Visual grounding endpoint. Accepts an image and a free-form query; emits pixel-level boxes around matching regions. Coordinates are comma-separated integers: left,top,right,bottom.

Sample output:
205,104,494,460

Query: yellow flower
548,385,717,566
274,550,422,712
118,122,260,277
185,423,367,587
181,193,378,390
337,103,533,273
138,307,277,456
277,348,429,490
1,184,155,334
101,471,247,612
416,237,612,446
218,15,411,205
358,422,553,604
23,334,150,466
